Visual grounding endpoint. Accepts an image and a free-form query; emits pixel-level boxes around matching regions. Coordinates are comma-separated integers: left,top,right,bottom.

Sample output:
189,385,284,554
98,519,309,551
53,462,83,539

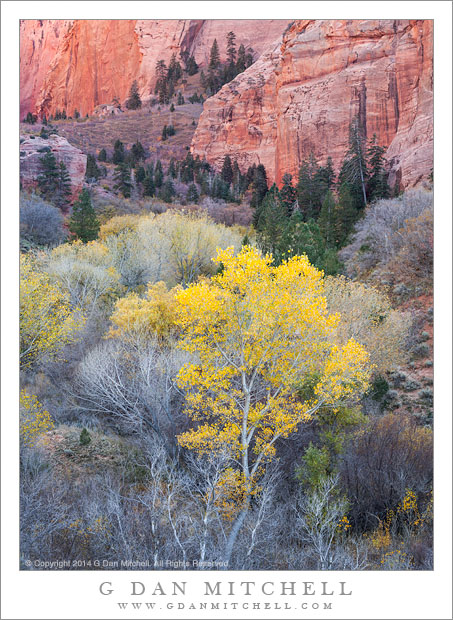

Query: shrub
419,388,433,403
340,190,433,285
79,428,91,446
369,375,389,401
102,211,243,289
413,343,430,359
20,390,54,446
324,276,411,373
46,240,120,315
20,193,67,246
339,414,433,529
404,379,421,392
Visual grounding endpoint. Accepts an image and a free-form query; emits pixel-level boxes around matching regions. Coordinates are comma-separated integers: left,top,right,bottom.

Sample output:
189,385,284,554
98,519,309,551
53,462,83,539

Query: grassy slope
56,103,203,164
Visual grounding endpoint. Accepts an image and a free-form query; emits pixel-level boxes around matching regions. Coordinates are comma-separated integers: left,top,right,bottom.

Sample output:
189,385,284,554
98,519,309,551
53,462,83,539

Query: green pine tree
226,31,237,64
315,156,336,200
159,178,176,203
187,183,199,204
280,214,340,275
236,44,246,73
297,153,323,221
251,164,268,213
241,233,251,247
168,54,182,82
335,183,359,247
143,173,155,197
68,189,100,242
338,115,368,209
154,160,164,188
98,148,107,162
80,428,91,446
256,185,286,258
126,80,142,110
112,139,125,164
168,159,177,178
54,161,72,210
37,151,59,200
85,154,101,182
279,173,297,215
367,133,390,202
135,165,146,184
221,155,234,185
113,163,132,198
186,55,199,76
155,60,169,104
318,190,337,248
209,38,220,71
131,141,146,162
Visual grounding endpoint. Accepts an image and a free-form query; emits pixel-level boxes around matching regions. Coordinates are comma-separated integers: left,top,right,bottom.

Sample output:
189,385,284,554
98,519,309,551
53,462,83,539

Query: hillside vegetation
20,185,433,570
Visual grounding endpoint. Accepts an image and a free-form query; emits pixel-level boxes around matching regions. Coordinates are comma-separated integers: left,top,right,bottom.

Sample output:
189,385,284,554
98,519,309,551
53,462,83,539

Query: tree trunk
221,502,249,569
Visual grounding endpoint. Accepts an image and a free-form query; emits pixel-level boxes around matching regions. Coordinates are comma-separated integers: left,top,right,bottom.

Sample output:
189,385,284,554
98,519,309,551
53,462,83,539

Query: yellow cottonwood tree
175,246,371,564
20,255,84,369
108,281,181,343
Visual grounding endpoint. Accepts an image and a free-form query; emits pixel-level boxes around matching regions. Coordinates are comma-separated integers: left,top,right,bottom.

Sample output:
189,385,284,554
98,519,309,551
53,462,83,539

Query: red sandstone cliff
20,19,289,119
191,20,433,189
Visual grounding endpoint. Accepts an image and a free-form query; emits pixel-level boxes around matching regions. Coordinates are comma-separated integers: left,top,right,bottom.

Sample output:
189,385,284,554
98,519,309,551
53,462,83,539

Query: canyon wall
191,20,433,189
20,19,289,119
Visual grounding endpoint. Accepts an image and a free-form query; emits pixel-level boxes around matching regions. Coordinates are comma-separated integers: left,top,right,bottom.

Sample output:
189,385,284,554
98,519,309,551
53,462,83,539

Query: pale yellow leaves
20,255,84,368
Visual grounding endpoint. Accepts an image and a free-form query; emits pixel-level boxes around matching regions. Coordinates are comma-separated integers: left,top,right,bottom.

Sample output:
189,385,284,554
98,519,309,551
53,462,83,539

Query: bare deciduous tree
295,475,348,570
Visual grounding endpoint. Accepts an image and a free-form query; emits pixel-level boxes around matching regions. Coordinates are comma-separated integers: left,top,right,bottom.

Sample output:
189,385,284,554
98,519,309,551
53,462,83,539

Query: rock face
20,20,73,121
20,134,87,200
20,19,290,119
191,20,433,189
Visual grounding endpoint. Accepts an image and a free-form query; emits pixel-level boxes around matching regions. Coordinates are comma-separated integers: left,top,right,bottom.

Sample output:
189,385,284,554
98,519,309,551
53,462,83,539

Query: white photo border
2,2,451,619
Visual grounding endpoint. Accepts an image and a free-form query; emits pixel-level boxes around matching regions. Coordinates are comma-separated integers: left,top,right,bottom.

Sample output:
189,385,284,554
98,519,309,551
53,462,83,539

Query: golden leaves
174,246,372,492
20,390,54,446
20,255,84,368
108,281,181,343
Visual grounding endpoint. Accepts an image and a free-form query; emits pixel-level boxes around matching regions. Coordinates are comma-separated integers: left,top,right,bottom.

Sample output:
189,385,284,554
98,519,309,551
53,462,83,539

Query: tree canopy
174,245,371,563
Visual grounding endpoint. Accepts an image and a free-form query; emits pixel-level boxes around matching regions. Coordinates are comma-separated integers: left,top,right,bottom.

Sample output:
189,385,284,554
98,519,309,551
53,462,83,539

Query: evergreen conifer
68,189,100,242
126,80,142,110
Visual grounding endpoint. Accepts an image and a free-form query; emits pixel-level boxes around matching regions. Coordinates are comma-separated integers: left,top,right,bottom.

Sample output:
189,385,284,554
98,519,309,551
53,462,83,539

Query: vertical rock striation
20,19,290,119
191,20,433,189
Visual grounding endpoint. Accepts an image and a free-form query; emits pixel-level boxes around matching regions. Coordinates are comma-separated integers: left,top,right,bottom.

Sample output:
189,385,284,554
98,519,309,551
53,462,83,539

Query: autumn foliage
20,254,84,368
176,249,369,483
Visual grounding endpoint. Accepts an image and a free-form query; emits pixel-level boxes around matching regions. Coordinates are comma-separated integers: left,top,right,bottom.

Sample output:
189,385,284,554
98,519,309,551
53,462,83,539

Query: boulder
20,133,87,200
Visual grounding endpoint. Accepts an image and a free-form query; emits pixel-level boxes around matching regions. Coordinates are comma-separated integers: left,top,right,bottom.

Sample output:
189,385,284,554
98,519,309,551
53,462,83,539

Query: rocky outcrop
20,134,87,199
93,103,123,118
20,19,290,118
191,20,433,189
